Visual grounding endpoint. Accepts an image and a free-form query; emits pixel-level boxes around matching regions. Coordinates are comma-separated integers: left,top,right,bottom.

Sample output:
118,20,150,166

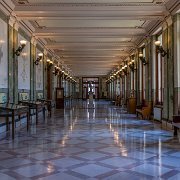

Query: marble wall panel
36,50,43,90
18,34,30,90
0,18,8,88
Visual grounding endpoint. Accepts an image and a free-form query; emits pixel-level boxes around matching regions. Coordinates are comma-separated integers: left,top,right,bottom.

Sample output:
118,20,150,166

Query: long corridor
0,101,179,180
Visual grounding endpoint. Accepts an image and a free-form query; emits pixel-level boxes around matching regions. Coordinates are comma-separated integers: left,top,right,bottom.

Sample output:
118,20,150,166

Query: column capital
31,36,37,45
162,16,173,30
43,49,48,55
8,14,17,27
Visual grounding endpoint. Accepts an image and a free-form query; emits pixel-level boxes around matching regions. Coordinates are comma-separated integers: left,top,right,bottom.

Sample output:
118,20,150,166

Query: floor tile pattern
0,100,179,180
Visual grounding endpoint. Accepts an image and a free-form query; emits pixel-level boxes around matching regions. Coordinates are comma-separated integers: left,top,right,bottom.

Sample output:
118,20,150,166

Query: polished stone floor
0,100,180,180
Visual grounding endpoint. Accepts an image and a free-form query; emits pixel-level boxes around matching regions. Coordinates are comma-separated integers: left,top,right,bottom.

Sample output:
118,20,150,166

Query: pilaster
173,13,180,114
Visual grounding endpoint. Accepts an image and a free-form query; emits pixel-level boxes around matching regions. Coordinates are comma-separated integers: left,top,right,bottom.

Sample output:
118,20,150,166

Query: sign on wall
54,75,57,88
18,34,30,90
0,18,8,88
36,50,43,90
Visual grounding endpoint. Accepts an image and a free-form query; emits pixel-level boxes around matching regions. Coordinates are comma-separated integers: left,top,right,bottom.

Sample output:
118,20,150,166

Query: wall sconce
128,59,135,71
34,53,43,65
53,65,60,76
139,53,147,65
155,41,167,57
15,40,27,56
109,75,114,81
122,65,128,75
46,59,53,70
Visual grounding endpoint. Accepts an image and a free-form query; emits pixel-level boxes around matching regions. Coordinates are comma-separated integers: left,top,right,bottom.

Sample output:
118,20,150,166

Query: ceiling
11,0,178,76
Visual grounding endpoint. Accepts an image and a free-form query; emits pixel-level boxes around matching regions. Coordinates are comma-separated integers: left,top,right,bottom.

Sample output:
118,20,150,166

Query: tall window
139,47,146,102
156,34,164,104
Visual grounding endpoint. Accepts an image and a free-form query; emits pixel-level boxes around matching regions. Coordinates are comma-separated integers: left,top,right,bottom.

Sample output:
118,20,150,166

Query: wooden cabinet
127,97,136,114
56,88,64,109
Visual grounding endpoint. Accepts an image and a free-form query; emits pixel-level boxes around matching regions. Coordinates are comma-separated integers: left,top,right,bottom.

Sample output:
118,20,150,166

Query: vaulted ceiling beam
14,5,165,12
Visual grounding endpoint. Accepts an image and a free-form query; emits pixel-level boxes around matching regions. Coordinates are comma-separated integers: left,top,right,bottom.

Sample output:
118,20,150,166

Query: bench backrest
0,93,7,104
173,115,180,123
37,92,43,99
147,101,153,109
142,101,153,113
19,92,29,101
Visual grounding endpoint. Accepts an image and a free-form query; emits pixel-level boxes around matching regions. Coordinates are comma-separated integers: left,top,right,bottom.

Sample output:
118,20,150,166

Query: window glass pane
139,60,142,91
157,33,163,103
158,53,161,102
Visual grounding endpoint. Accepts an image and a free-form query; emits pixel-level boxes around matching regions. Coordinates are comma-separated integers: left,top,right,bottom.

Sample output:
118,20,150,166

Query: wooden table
19,101,45,124
37,99,53,117
0,103,29,139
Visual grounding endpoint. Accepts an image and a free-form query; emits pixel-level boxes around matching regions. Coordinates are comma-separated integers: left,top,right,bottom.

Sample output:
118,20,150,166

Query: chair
115,95,121,106
136,101,153,119
0,109,12,131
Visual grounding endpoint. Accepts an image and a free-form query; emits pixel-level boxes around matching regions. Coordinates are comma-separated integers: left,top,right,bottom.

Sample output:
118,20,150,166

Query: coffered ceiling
11,0,179,76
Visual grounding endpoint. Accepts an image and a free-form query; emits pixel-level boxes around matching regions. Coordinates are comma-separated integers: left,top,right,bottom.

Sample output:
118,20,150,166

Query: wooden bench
0,92,9,131
172,115,180,136
136,101,152,120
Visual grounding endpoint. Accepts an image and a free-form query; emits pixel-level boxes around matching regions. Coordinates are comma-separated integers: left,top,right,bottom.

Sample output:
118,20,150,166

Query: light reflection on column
109,120,128,157
143,132,146,160
47,164,55,173
158,138,162,175
60,110,78,147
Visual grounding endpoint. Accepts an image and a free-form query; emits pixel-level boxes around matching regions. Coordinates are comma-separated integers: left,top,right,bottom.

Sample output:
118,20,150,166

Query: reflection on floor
0,100,180,180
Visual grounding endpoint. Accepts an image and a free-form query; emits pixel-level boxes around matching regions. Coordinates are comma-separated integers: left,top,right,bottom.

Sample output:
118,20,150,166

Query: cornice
0,0,15,16
13,2,165,7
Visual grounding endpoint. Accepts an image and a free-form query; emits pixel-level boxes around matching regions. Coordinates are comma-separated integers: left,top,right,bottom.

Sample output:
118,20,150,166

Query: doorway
82,77,99,100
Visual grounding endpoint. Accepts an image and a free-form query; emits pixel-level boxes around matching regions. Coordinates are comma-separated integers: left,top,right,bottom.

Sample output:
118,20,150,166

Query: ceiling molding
9,0,179,76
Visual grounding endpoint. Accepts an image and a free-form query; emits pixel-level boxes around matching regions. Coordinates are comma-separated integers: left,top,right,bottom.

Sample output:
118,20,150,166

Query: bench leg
47,104,51,117
36,109,38,125
6,117,9,131
174,127,178,136
43,107,46,120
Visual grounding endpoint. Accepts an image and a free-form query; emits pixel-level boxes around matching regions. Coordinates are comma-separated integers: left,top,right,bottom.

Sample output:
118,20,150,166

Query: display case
56,88,64,109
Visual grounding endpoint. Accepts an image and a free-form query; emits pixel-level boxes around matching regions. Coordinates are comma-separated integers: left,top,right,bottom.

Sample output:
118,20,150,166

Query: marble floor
0,100,180,180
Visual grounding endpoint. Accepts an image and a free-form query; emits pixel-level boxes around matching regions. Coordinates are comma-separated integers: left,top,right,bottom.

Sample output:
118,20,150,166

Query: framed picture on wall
56,88,64,99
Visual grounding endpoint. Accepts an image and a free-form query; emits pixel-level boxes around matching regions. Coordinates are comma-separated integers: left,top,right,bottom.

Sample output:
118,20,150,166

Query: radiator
154,107,163,121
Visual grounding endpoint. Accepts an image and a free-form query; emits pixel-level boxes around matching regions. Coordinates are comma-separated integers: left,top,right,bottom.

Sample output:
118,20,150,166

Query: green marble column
150,35,157,103
145,40,150,101
167,24,174,121
162,21,174,121
136,50,141,105
173,13,180,114
13,27,18,104
43,54,47,99
127,67,131,98
30,43,36,100
8,24,14,103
